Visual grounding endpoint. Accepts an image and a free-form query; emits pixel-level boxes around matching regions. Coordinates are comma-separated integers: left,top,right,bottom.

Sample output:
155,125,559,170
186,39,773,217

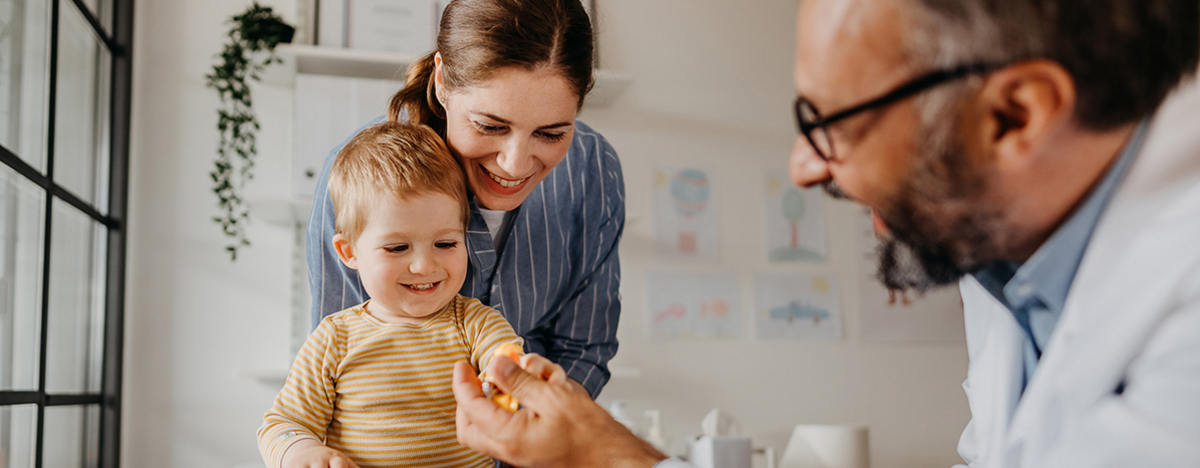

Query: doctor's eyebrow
471,111,573,130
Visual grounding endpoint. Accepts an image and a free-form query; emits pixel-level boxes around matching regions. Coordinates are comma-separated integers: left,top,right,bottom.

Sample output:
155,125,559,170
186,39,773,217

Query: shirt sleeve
305,119,383,328
544,133,625,398
257,318,341,468
463,297,524,372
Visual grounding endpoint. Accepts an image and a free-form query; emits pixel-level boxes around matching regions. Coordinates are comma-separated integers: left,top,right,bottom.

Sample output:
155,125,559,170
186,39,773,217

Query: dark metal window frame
0,0,132,466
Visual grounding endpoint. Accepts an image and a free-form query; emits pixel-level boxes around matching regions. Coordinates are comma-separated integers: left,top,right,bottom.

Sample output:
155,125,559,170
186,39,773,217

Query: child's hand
281,439,360,468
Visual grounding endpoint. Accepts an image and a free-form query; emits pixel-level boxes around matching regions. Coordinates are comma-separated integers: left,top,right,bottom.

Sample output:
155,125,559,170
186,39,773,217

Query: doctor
449,0,1200,466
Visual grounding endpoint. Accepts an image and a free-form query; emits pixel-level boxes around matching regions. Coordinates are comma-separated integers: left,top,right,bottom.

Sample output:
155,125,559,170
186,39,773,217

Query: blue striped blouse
305,119,625,398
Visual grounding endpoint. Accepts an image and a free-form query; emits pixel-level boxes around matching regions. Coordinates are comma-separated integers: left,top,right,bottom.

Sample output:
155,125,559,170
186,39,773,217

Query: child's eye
537,131,567,142
386,244,409,252
435,241,459,249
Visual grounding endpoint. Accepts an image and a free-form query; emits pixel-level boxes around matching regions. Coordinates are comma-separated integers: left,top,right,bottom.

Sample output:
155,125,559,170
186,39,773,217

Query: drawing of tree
782,188,806,247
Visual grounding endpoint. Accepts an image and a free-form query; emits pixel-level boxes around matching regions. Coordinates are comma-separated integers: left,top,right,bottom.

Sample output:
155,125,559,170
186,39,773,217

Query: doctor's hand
452,356,667,468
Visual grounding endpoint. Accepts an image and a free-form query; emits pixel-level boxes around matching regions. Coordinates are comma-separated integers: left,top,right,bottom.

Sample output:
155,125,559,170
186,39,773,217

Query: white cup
778,424,869,468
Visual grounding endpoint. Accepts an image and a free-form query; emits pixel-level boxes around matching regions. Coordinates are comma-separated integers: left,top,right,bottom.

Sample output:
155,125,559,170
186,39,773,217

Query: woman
305,0,624,398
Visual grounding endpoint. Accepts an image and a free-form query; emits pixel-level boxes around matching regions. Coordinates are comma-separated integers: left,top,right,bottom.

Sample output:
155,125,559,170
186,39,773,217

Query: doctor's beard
871,107,1013,293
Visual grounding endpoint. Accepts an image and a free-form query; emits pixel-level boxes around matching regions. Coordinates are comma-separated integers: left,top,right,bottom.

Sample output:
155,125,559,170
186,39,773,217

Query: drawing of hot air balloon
670,168,710,254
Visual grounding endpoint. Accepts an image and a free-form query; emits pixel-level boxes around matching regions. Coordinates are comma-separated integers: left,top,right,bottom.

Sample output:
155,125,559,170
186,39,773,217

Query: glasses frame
794,62,1006,161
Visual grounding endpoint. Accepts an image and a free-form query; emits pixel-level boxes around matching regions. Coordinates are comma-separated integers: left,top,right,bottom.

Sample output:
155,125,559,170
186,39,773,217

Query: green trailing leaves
204,3,293,261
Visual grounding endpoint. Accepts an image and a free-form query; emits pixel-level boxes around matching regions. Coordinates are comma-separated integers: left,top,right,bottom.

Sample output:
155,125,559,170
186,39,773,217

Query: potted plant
205,3,294,261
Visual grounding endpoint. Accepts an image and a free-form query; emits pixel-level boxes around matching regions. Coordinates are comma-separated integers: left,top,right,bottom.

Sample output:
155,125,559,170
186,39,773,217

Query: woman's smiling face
439,65,579,211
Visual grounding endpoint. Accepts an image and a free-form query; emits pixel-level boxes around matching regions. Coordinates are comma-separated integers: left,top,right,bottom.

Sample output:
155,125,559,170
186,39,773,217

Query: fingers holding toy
518,353,567,385
452,361,526,459
479,341,526,412
454,357,669,467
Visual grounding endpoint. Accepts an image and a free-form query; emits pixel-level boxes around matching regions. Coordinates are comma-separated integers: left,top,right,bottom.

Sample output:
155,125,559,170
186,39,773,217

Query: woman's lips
480,165,529,195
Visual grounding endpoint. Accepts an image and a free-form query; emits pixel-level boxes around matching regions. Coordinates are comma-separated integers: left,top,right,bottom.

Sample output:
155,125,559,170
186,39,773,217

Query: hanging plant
204,2,294,261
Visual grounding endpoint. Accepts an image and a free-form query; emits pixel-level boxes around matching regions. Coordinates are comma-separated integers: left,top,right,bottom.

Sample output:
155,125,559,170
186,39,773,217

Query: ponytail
388,0,596,135
387,52,447,136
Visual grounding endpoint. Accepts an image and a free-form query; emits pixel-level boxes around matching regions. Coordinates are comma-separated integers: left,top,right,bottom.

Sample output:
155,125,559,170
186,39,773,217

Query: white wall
125,0,969,467
125,0,303,466
581,2,969,466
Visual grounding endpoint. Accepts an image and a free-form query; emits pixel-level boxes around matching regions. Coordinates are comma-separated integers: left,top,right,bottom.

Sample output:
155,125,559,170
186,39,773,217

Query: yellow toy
479,341,524,412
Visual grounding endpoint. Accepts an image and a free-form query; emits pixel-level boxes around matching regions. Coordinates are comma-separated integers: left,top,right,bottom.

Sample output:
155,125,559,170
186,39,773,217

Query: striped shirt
306,119,625,398
258,295,521,468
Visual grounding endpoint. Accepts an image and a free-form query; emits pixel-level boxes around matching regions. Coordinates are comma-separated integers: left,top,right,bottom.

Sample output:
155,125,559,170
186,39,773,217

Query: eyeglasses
794,62,1005,161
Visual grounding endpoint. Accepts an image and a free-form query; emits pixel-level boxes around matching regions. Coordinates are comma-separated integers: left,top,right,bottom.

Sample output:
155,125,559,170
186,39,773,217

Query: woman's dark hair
387,0,595,135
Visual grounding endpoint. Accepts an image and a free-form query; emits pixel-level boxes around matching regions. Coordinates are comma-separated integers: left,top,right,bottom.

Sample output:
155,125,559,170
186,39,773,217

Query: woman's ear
433,52,446,105
332,233,358,269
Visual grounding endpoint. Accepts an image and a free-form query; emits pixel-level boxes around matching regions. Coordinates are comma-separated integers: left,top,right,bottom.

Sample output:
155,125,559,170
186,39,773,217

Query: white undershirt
477,208,513,249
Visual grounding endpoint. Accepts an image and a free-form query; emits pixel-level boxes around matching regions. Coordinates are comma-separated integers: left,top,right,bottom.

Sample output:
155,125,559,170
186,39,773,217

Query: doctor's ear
976,59,1077,170
332,233,359,270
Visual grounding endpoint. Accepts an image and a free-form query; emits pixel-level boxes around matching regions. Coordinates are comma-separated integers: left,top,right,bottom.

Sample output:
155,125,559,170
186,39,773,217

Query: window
0,0,131,466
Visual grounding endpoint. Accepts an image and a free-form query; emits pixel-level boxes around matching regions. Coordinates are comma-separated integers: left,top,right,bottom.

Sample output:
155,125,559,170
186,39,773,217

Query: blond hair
329,122,469,242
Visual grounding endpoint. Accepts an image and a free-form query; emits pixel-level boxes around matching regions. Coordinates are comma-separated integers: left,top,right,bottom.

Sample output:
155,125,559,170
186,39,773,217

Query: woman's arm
544,210,623,398
541,125,626,397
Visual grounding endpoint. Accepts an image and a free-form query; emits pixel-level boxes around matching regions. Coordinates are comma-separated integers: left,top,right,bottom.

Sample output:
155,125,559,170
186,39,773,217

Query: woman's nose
789,136,832,188
495,136,535,177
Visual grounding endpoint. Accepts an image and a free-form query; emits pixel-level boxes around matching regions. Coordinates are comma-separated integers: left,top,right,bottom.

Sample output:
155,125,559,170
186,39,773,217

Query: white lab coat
955,79,1200,468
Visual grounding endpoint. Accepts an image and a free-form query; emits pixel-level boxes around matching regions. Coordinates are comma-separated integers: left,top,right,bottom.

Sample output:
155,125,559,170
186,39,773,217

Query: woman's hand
281,439,360,468
452,356,667,468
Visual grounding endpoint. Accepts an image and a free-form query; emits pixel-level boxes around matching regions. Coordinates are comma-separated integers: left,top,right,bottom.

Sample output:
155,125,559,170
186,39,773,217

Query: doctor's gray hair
899,0,1199,130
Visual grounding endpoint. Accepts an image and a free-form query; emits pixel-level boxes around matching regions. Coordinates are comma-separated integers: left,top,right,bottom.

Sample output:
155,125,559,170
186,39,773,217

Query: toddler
257,122,521,468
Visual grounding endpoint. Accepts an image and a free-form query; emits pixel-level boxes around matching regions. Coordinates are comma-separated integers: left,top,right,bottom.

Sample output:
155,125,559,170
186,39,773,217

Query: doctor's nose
790,135,832,189
495,136,535,178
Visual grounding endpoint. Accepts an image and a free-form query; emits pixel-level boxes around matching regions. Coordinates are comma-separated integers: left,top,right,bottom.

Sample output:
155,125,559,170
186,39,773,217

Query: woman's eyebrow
473,111,573,130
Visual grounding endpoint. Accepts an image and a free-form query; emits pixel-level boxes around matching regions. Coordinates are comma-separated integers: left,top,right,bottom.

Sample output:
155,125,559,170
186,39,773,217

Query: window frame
0,0,131,466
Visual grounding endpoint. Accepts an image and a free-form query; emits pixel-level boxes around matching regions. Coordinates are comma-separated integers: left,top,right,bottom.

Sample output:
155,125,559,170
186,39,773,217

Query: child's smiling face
334,192,467,323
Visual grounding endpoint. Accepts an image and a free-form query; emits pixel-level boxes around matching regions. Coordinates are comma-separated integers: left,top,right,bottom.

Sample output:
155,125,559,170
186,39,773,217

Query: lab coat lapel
1003,205,1151,456
1003,86,1200,461
959,277,1025,463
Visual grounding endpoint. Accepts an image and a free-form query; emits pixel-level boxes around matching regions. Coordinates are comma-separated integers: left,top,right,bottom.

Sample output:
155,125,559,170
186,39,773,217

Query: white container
779,425,869,468
690,436,752,468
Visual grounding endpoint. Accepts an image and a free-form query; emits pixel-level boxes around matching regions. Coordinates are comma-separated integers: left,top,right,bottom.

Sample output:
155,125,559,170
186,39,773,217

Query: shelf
262,44,631,108
589,69,633,108
237,368,289,388
248,194,313,225
265,44,418,83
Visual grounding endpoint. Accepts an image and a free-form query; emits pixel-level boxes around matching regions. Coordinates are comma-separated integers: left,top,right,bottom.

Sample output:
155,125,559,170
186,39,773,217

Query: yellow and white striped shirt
258,295,521,468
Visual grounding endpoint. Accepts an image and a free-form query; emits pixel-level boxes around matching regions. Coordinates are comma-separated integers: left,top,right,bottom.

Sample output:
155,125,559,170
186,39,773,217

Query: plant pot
240,16,295,46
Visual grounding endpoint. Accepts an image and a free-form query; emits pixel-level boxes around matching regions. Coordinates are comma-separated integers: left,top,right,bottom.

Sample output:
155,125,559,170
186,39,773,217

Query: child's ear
332,234,359,269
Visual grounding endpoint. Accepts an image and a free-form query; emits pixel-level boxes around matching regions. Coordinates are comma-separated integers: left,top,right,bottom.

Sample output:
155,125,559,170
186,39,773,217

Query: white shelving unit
262,44,632,108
